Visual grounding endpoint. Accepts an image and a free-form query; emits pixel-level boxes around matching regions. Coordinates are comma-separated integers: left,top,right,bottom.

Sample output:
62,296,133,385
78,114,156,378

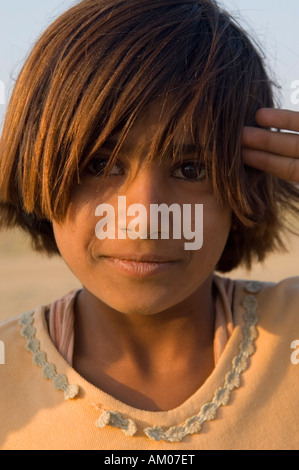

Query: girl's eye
172,161,206,181
86,157,123,177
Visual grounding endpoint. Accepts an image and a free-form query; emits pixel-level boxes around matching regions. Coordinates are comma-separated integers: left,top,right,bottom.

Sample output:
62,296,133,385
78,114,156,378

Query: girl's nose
124,162,168,207
119,162,172,239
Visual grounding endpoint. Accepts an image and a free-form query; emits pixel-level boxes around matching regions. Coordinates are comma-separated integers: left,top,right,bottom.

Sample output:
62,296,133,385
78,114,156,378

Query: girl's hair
1,0,299,272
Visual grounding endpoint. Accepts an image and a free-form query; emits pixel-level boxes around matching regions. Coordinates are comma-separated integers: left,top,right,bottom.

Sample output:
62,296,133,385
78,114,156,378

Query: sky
0,0,299,129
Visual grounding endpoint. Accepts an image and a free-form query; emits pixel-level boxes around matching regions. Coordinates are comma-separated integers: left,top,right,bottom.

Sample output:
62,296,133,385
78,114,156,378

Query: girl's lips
101,257,178,277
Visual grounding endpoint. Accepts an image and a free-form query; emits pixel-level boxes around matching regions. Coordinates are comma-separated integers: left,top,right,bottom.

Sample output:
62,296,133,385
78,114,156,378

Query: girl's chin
82,284,185,316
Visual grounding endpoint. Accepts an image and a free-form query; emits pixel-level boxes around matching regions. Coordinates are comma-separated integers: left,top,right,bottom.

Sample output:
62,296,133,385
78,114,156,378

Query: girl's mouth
101,256,179,278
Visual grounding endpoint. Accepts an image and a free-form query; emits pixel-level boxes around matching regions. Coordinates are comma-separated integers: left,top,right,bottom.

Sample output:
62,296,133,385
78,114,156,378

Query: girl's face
52,104,232,316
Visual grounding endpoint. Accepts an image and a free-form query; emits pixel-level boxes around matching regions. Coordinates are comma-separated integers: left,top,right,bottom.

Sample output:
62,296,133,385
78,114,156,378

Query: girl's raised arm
242,108,299,182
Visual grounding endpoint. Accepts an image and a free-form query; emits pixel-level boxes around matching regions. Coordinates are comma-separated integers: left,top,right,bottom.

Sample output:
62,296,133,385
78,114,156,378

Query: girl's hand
242,108,299,182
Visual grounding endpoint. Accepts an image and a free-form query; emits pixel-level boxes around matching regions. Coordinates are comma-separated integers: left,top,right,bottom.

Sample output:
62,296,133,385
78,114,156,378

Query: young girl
0,0,299,450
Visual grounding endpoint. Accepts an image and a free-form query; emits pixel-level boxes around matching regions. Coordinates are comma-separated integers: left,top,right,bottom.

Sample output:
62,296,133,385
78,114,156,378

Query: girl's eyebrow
101,139,199,155
178,144,199,155
100,139,118,151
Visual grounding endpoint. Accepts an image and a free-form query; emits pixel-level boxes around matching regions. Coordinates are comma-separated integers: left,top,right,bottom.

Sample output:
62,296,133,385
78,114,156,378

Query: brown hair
1,0,299,272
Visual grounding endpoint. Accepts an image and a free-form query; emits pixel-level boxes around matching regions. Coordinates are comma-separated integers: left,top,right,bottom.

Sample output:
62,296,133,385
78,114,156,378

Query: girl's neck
72,275,216,411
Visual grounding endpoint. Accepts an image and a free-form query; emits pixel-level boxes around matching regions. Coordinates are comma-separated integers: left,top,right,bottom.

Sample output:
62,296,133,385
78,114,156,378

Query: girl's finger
242,148,299,182
242,126,299,158
255,108,299,133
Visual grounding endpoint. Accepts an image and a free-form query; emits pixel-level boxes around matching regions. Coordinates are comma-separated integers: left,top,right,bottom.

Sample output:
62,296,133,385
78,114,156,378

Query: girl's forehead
107,100,195,153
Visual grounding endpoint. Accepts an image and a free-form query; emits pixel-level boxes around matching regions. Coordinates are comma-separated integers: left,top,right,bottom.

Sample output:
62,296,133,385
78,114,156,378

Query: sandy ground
1,227,299,322
0,230,81,321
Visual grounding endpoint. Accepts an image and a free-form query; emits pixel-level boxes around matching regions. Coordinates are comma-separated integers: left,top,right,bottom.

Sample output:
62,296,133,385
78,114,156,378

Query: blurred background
1,0,299,321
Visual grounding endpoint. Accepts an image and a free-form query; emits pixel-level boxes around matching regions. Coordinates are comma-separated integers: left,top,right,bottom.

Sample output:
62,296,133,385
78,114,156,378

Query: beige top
48,275,235,367
0,274,298,450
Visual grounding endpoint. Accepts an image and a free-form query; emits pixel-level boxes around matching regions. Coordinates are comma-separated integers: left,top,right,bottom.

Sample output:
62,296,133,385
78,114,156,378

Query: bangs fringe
1,0,299,270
